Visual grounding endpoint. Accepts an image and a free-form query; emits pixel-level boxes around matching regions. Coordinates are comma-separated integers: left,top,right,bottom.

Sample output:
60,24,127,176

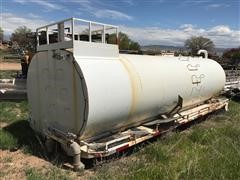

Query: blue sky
1,0,240,48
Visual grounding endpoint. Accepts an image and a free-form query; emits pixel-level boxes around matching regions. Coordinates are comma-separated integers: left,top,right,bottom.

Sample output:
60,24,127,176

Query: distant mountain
141,45,186,52
141,45,228,55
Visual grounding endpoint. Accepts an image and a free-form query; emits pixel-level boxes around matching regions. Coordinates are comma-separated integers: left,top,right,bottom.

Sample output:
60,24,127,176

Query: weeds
0,70,19,79
0,100,239,179
0,128,18,150
25,168,44,180
25,167,71,180
0,100,46,155
0,100,28,123
94,100,240,179
2,156,13,163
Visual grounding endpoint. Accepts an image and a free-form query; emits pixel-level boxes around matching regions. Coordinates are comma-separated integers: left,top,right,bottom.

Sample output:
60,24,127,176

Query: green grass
0,70,19,79
0,100,72,179
0,48,10,61
25,168,44,180
0,100,43,155
0,101,30,150
0,101,28,123
0,120,43,154
25,167,71,180
94,101,240,179
0,48,20,63
0,100,240,179
0,129,18,149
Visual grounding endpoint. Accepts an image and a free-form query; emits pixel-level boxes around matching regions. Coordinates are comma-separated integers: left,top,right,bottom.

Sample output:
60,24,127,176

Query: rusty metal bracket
45,126,77,144
167,95,183,117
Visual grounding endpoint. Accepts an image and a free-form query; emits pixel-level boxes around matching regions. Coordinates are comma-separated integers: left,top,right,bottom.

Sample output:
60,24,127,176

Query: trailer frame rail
79,98,229,159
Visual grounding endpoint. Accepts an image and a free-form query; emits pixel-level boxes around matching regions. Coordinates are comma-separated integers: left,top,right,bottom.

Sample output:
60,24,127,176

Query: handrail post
36,29,39,46
103,25,105,43
89,22,92,42
116,28,119,45
72,18,75,44
46,27,49,44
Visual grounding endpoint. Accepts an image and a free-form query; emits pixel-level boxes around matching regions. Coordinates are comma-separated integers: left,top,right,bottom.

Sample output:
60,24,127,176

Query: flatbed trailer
47,98,228,164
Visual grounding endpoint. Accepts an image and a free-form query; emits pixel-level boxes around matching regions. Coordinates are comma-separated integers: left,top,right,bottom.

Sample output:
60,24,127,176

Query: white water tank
27,50,225,141
27,18,225,141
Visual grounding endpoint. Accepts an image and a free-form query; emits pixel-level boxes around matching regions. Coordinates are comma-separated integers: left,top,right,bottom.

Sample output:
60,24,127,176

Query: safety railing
36,18,119,51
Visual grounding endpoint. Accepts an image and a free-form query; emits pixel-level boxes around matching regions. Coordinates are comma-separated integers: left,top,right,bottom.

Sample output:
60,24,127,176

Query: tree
11,26,35,51
108,32,140,51
129,41,141,51
222,48,240,66
185,36,214,56
119,32,130,50
0,27,3,42
119,32,140,51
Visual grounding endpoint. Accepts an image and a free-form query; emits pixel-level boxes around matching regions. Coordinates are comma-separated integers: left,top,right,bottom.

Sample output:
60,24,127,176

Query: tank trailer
27,18,229,170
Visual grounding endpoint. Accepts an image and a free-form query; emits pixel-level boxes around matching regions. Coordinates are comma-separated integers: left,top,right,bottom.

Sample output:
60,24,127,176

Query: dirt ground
0,122,8,128
0,120,94,179
0,148,96,179
0,150,51,180
0,63,21,71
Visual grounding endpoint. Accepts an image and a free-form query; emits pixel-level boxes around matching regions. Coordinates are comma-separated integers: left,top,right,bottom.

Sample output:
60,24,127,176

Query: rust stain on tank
119,56,140,120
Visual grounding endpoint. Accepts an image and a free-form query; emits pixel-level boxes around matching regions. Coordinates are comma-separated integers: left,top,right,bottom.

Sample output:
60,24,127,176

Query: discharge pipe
70,141,85,171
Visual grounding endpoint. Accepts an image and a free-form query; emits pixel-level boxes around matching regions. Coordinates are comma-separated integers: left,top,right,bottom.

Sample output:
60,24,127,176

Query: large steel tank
27,51,225,141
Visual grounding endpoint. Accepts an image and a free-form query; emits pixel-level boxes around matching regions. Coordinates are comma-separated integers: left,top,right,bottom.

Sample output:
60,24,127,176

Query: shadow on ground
1,120,86,169
2,120,46,155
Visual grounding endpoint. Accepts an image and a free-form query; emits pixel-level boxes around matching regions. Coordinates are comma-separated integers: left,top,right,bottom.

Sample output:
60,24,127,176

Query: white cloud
33,0,62,10
206,3,230,9
2,12,239,48
182,1,230,10
1,13,48,34
14,0,26,4
94,9,133,20
180,24,195,29
14,0,63,11
122,0,135,6
28,13,41,19
120,24,240,48
75,0,133,20
181,0,211,7
183,0,211,4
209,25,232,35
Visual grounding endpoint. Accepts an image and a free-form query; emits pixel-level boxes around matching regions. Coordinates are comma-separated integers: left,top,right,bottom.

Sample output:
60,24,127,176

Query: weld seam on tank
72,61,79,133
71,57,89,137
